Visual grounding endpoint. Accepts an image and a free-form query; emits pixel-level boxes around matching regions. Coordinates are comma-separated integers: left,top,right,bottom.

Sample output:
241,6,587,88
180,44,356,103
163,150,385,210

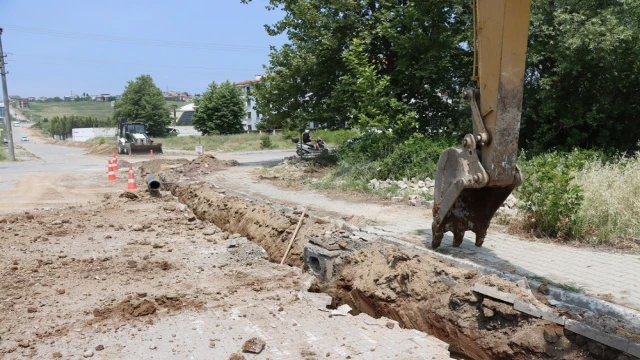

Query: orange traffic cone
126,165,137,191
107,159,117,182
150,150,154,159
112,151,119,171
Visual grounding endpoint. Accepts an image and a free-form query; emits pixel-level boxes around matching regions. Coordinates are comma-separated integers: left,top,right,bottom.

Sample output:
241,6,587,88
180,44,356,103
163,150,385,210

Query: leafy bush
280,129,358,145
98,138,106,145
337,133,455,181
574,153,640,244
260,135,274,149
281,130,299,141
312,133,453,195
516,150,602,239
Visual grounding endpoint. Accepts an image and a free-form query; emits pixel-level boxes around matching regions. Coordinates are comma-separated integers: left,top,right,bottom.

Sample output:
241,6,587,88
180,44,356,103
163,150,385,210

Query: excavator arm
431,0,531,248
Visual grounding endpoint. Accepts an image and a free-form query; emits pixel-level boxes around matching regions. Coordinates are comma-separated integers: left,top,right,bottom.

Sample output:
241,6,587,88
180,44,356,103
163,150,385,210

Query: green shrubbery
260,135,274,149
337,133,455,181
280,129,358,146
314,133,455,192
517,150,600,239
516,150,639,245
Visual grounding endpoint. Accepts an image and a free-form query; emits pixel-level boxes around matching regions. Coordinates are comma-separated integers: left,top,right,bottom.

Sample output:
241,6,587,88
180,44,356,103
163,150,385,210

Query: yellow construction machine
431,0,531,248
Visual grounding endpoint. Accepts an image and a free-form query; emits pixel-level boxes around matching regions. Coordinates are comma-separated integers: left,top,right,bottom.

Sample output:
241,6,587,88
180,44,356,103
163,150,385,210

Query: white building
175,103,196,125
234,75,263,131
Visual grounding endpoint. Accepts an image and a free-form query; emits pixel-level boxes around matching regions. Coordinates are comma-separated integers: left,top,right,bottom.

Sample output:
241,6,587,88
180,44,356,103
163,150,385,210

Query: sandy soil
0,157,453,360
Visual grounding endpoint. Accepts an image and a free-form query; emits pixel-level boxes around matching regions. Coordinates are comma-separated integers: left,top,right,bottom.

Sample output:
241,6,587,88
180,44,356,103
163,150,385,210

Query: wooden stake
280,208,306,265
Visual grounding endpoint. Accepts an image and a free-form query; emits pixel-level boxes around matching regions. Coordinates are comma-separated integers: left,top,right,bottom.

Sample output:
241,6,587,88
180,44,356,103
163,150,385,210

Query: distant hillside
21,101,186,122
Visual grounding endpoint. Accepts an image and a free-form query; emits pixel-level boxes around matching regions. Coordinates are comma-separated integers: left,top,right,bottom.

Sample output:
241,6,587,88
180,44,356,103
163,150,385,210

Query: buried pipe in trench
146,174,162,196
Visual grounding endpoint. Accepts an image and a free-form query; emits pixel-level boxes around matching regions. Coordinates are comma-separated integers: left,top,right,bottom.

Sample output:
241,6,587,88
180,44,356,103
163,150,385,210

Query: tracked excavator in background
431,0,531,249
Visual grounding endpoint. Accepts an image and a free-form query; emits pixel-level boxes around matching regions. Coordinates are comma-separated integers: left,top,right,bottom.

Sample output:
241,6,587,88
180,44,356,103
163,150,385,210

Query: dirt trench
157,158,635,360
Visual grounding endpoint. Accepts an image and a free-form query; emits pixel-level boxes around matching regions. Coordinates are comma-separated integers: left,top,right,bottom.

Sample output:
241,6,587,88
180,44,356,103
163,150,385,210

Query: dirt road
0,129,453,359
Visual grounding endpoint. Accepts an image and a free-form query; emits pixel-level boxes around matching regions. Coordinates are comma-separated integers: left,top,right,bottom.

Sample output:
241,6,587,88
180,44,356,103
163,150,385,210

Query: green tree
192,81,245,135
243,0,472,134
522,0,640,154
113,74,170,137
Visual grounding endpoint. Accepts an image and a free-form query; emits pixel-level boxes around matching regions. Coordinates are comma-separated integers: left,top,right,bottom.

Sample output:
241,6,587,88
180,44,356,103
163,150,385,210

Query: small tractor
117,118,163,155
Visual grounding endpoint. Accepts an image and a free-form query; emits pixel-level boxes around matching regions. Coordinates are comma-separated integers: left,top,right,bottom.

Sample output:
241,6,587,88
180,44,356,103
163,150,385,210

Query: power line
2,24,272,53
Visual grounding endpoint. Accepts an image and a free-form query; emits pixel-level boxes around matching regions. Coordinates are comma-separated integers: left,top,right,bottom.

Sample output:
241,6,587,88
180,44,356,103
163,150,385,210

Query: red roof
234,79,261,86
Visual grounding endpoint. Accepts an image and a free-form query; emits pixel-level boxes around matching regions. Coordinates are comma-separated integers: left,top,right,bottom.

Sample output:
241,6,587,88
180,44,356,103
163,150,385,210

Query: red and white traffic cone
107,159,117,182
150,150,154,159
112,151,119,171
126,164,137,191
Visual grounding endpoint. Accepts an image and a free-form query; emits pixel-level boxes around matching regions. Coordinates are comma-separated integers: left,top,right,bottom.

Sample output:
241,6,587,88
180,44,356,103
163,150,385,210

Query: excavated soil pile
86,143,116,156
315,242,635,360
46,138,114,155
137,159,190,175
180,154,239,175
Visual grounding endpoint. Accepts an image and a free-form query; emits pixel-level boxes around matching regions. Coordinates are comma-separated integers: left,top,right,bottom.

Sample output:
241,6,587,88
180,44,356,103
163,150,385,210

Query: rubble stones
229,354,246,360
241,337,265,354
83,350,94,358
367,178,518,211
203,228,217,236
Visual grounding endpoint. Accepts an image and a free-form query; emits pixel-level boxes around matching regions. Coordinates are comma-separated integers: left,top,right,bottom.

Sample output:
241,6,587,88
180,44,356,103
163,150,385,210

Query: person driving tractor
302,129,320,150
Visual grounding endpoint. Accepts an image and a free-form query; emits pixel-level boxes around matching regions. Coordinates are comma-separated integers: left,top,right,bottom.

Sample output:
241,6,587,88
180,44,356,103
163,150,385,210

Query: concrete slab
627,341,640,358
565,320,629,352
472,283,516,304
513,300,566,325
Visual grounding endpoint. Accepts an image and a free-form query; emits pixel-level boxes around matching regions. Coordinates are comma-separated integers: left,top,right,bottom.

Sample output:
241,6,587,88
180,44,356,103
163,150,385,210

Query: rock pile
368,178,436,207
369,177,520,215
368,178,436,195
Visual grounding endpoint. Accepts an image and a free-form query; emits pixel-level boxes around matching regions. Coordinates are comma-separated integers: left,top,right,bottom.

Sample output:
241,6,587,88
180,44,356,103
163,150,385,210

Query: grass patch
158,134,293,152
280,129,358,145
22,102,114,121
21,100,186,122
574,153,640,244
0,147,7,161
157,132,349,152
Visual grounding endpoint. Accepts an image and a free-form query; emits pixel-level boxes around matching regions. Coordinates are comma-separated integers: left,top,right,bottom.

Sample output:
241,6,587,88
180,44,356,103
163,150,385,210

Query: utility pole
0,28,15,161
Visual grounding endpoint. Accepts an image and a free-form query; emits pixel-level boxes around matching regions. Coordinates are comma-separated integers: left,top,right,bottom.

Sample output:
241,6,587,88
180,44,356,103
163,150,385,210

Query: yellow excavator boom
431,0,531,248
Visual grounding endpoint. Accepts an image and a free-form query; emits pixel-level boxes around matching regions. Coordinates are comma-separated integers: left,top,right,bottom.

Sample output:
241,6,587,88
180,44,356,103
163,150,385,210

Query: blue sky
0,0,286,97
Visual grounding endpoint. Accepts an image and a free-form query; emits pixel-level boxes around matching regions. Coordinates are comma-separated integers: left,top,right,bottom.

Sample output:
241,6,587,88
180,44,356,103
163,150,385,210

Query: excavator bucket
129,143,163,155
430,0,530,249
431,147,516,249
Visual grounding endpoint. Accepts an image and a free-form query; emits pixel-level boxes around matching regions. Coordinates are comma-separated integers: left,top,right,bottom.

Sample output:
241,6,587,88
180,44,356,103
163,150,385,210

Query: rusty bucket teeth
431,146,516,248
